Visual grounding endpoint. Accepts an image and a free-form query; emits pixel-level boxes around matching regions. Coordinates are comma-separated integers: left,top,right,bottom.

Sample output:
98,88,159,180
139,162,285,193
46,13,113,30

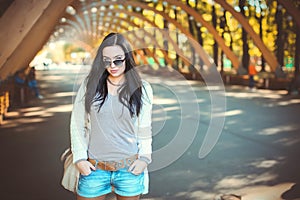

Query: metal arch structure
214,0,279,71
62,5,191,66
90,1,220,68
92,19,170,65
64,0,217,69
62,12,173,67
62,0,300,71
0,0,299,80
145,0,240,69
55,0,297,71
73,0,278,70
160,0,280,71
63,10,175,65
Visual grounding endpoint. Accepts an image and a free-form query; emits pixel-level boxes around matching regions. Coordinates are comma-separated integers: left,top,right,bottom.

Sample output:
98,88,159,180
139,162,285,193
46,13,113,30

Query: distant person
69,33,153,200
14,70,27,104
43,61,50,70
27,67,43,99
287,73,300,95
14,70,26,86
248,57,257,91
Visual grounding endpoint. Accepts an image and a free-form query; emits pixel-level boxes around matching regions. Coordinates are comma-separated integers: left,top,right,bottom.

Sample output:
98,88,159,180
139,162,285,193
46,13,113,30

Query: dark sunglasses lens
103,61,111,67
113,59,124,66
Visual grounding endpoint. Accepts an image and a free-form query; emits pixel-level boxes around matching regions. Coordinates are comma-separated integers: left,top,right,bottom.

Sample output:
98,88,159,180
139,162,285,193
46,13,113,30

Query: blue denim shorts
77,168,144,198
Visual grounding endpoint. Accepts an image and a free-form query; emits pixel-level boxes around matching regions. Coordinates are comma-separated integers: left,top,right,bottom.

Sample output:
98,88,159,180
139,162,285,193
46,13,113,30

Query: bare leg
116,194,140,200
77,194,106,200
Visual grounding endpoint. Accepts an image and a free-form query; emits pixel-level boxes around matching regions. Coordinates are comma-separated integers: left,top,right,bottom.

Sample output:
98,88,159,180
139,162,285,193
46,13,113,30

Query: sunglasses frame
103,58,126,68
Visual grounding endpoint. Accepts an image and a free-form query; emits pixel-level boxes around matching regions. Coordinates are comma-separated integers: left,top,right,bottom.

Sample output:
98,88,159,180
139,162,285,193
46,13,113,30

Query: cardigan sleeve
136,80,153,164
70,81,89,163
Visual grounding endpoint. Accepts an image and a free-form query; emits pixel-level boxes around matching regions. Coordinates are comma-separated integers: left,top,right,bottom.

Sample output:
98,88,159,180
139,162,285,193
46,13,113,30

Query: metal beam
0,0,51,70
0,0,74,80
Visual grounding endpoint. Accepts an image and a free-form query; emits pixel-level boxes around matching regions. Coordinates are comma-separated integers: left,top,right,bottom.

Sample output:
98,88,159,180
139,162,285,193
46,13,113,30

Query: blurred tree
194,0,204,70
239,0,250,71
275,3,284,68
212,4,218,68
162,2,169,67
187,0,196,66
172,5,180,69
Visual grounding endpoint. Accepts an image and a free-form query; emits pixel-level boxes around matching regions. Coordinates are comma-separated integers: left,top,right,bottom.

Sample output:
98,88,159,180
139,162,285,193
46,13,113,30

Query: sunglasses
103,58,126,68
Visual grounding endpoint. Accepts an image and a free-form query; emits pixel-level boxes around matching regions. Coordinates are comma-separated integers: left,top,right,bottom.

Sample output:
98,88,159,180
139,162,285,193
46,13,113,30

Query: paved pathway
0,65,299,200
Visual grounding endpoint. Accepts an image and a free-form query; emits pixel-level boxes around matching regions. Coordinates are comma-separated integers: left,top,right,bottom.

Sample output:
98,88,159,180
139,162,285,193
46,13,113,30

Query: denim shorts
77,168,144,198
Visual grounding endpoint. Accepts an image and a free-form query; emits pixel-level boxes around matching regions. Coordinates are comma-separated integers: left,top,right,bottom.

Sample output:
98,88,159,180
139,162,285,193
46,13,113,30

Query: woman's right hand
75,160,96,176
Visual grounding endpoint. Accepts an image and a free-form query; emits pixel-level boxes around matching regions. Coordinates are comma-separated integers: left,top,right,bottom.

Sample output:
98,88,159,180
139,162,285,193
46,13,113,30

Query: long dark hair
85,33,143,117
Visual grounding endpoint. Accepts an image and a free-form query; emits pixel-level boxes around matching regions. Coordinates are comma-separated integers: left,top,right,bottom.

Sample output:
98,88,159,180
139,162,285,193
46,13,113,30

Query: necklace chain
107,78,123,86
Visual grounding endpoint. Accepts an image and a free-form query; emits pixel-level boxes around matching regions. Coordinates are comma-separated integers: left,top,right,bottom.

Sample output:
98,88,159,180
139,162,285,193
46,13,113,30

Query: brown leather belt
88,154,138,171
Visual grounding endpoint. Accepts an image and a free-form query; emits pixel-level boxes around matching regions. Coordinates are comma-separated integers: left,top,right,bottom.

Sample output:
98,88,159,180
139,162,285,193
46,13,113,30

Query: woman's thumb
89,162,96,171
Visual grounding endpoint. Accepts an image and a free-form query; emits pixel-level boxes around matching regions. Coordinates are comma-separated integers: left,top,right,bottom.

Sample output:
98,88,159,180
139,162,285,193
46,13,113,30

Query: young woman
70,33,153,200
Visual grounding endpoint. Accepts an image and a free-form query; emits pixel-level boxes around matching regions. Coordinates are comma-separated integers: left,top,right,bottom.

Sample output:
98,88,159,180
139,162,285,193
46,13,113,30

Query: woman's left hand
128,159,147,175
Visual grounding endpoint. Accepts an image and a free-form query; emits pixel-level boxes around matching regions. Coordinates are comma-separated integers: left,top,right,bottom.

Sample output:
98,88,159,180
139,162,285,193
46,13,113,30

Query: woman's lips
110,69,118,74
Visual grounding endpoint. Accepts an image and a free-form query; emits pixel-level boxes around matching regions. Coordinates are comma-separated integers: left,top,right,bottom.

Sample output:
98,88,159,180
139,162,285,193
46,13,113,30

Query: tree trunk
187,0,196,66
212,4,218,68
173,7,179,70
194,0,204,70
163,4,169,66
259,12,266,71
239,0,249,70
275,5,284,67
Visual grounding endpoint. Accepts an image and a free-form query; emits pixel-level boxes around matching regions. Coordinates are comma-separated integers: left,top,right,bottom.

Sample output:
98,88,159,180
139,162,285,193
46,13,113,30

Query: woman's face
102,45,126,78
